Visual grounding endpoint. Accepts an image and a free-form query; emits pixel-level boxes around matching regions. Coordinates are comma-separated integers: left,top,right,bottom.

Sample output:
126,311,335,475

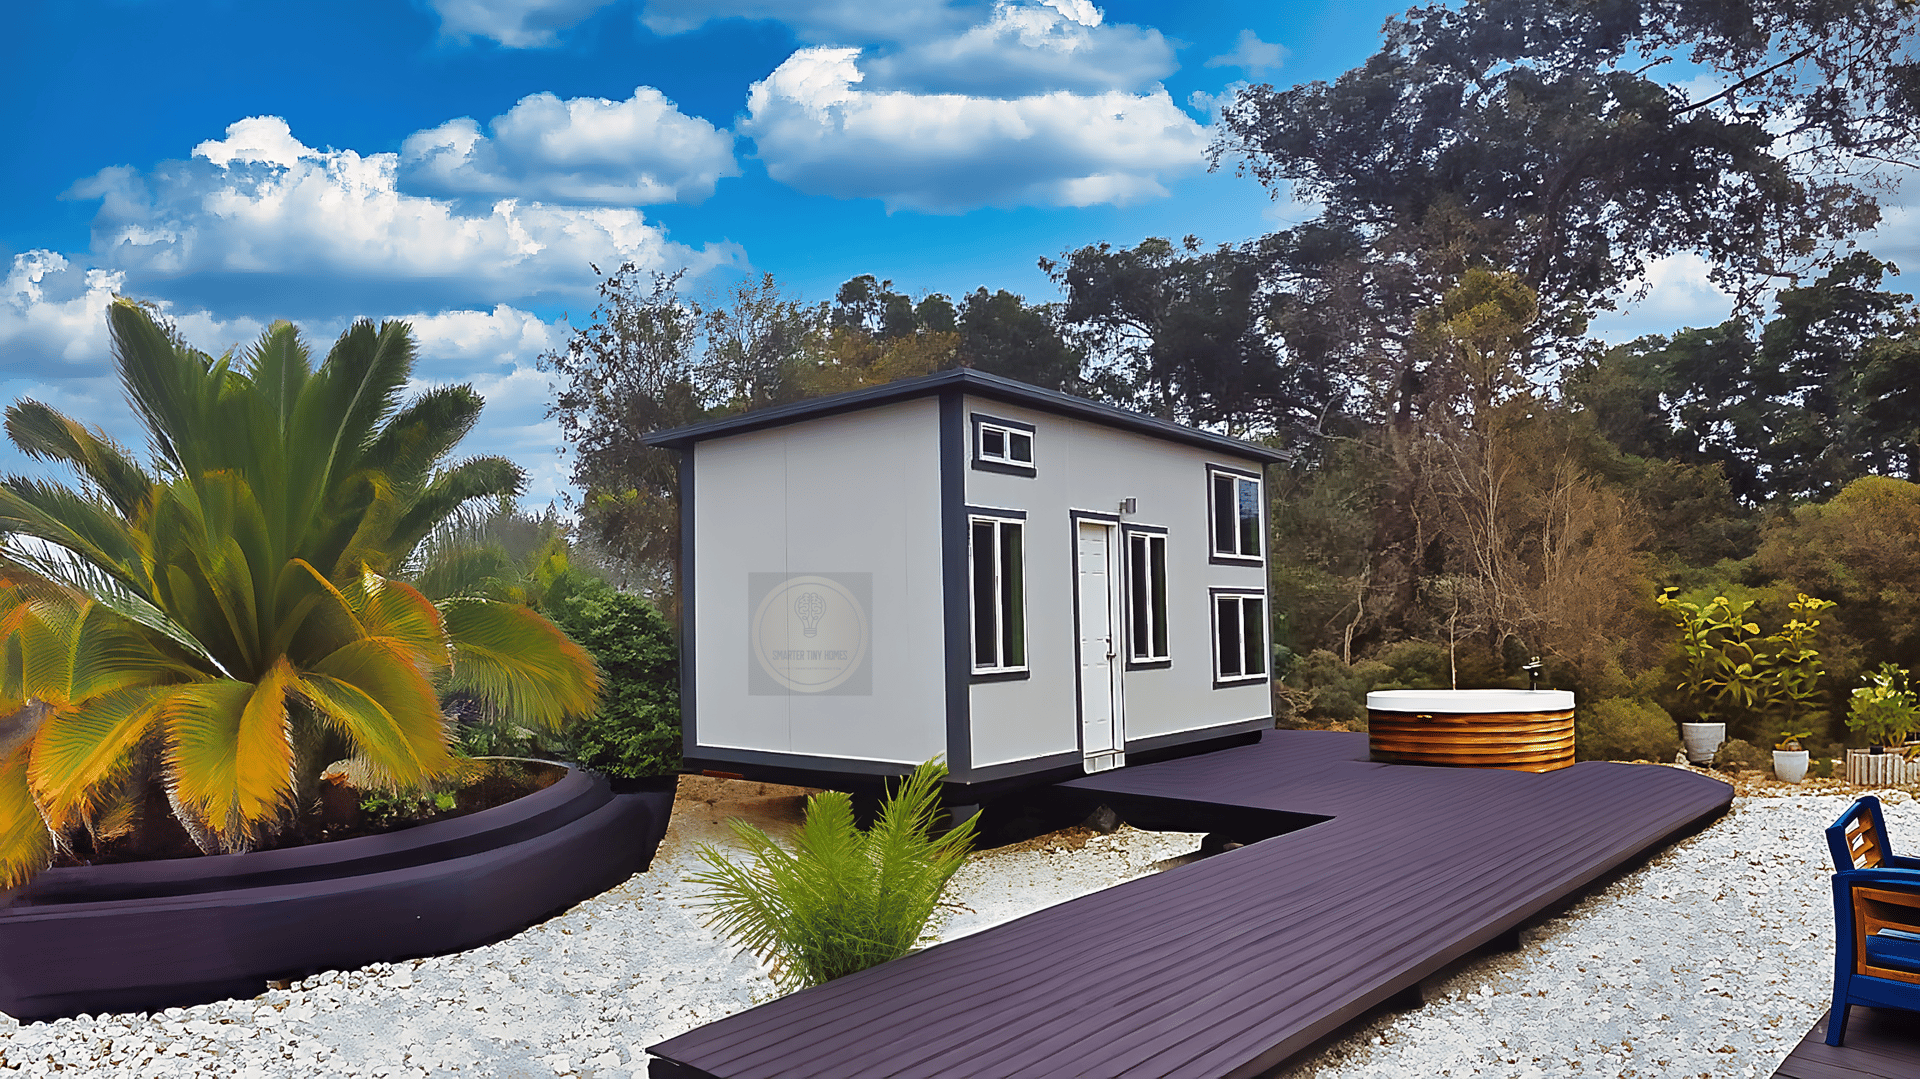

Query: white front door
1076,520,1125,772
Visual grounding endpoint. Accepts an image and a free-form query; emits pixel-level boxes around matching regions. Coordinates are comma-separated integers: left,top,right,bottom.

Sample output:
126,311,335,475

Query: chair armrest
1837,868,1920,890
1886,854,1920,871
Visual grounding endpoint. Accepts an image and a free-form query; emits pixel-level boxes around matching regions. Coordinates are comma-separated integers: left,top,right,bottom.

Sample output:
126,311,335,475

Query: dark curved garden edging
0,768,675,1022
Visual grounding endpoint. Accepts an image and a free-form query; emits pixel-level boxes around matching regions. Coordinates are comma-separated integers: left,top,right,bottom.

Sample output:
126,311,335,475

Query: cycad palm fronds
691,760,977,992
0,300,598,887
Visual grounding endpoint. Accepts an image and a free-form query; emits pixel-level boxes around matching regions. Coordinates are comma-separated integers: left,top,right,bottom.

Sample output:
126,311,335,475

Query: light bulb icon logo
796,592,825,637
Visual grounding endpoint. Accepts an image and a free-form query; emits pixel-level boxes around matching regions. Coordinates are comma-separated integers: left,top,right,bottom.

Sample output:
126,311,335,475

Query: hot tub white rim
1365,688,1575,714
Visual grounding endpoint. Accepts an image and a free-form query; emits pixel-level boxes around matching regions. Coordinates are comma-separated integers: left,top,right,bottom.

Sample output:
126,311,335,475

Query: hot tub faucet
1523,657,1543,692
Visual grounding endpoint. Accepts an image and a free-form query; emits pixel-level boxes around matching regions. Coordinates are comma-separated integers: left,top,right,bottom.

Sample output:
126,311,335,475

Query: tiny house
645,369,1283,803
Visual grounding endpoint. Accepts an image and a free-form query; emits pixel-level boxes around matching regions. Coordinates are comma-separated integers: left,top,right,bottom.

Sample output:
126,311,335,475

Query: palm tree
0,300,597,886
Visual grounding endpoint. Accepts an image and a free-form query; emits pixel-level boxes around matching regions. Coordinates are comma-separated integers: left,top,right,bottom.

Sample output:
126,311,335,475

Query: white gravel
0,776,1891,1078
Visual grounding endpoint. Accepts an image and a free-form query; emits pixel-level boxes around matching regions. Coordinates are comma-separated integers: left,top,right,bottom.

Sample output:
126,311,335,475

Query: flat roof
642,368,1289,463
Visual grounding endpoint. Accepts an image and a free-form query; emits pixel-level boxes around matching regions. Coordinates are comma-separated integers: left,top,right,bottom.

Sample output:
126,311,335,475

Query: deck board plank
1773,1008,1920,1079
649,730,1732,1079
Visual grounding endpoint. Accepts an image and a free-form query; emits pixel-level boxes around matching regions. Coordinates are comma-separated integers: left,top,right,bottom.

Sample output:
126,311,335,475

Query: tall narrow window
1209,467,1264,562
1126,531,1169,664
971,516,1026,671
1213,591,1267,683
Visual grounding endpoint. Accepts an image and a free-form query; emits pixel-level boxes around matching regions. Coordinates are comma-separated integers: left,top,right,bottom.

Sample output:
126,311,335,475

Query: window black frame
1123,524,1171,670
971,413,1038,477
1207,464,1265,565
1210,587,1269,687
967,508,1030,679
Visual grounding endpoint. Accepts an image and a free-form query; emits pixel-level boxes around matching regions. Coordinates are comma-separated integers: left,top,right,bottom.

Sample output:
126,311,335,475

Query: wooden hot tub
1367,689,1576,773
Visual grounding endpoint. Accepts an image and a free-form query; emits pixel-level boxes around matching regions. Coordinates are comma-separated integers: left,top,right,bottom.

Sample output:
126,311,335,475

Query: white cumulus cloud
63,116,739,317
741,46,1207,213
426,0,616,47
859,0,1174,96
401,88,737,206
1205,29,1288,78
1588,253,1737,343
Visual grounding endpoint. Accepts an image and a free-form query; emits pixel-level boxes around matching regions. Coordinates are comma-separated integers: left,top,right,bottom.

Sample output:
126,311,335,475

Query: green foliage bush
1847,663,1919,748
1576,698,1681,762
691,760,976,992
359,789,457,829
546,573,683,778
1712,738,1771,773
1284,650,1391,726
1284,640,1494,727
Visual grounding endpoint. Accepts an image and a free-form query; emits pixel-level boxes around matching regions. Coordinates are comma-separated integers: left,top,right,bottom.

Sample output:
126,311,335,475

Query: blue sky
1,0,1905,505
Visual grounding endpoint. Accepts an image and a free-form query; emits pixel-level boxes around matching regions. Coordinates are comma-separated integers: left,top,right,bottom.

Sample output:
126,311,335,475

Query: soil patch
50,759,570,868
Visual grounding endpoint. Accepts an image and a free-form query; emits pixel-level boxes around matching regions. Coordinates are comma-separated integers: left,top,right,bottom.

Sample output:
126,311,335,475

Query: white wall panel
691,398,945,766
963,396,1270,766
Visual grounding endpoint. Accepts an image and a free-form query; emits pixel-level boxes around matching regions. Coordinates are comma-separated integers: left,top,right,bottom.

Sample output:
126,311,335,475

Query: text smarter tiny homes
646,369,1283,803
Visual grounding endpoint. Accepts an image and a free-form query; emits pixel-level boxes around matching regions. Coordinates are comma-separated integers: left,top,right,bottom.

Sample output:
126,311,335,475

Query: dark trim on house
1120,523,1172,670
1125,717,1272,755
970,412,1038,477
1209,586,1271,690
972,460,1038,477
970,669,1031,684
643,368,1288,464
677,449,698,760
963,505,1027,519
949,750,1084,788
940,391,974,783
684,749,920,784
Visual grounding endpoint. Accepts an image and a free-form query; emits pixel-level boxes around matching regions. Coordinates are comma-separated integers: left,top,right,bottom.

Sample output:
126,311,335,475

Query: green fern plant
691,759,977,992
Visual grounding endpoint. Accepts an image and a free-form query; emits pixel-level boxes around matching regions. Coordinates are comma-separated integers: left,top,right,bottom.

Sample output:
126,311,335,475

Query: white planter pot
1681,722,1726,765
1773,749,1809,784
1846,748,1915,786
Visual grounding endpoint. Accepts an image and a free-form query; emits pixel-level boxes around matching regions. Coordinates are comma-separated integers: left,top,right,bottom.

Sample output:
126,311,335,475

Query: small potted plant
1847,664,1918,784
1773,731,1811,784
1656,590,1766,764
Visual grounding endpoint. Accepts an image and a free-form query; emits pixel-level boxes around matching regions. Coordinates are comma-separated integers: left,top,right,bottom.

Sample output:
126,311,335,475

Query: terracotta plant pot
1773,749,1809,784
1680,722,1726,765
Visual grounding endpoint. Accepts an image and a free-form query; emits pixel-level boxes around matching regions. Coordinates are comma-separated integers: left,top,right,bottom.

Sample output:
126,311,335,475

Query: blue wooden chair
1826,795,1920,1045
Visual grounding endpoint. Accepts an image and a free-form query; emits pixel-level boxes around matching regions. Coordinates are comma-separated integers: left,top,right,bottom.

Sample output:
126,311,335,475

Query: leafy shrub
1283,650,1391,726
358,789,457,829
1283,640,1467,727
1712,737,1770,772
691,760,977,991
1848,663,1919,748
1576,698,1681,762
547,573,683,777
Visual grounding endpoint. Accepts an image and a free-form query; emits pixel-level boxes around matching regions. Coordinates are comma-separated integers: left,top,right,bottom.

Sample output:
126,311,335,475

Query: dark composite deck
648,730,1733,1079
1773,1008,1920,1079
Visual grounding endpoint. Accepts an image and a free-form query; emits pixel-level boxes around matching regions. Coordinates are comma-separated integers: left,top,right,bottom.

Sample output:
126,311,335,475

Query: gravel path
0,773,1893,1078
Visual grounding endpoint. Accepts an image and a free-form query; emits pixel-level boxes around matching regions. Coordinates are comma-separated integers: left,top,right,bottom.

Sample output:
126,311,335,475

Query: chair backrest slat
1831,796,1892,870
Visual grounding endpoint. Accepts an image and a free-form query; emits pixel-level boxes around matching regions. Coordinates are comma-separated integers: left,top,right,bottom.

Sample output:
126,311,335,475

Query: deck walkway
648,730,1733,1079
1773,1007,1920,1078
